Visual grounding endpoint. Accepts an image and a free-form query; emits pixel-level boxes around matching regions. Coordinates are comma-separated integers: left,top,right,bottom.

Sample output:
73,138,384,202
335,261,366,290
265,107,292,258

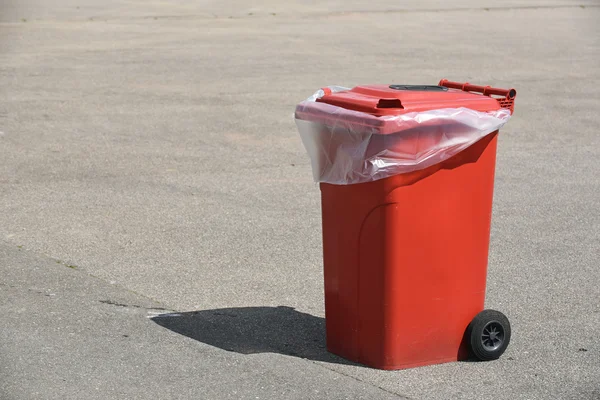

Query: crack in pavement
98,299,170,311
1,239,176,313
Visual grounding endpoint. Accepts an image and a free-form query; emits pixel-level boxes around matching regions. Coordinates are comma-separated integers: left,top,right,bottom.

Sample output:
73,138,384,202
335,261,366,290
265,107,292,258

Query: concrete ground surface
1,1,599,399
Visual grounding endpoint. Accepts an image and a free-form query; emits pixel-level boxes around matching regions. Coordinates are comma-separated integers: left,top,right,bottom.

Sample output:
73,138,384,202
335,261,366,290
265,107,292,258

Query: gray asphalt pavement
1,1,599,399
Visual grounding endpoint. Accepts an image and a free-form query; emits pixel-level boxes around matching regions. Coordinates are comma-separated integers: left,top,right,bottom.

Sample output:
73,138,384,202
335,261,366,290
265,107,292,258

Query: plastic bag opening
295,86,511,185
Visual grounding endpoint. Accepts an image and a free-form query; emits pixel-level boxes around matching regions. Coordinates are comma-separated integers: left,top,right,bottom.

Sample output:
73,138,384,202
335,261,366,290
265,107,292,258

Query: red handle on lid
439,79,517,114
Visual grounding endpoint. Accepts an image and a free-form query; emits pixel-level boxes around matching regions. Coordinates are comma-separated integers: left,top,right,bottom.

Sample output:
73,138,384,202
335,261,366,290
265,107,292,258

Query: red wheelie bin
295,80,516,370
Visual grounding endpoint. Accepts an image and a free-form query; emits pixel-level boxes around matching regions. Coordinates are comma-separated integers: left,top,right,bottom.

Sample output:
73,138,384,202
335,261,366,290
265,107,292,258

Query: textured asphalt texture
1,1,599,399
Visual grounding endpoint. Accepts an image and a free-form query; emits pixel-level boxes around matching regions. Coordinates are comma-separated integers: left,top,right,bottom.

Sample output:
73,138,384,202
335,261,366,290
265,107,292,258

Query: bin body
321,132,497,369
296,83,515,369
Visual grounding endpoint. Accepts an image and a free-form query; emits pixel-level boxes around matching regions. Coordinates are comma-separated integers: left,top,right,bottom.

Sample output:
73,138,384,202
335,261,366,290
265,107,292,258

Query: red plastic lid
316,85,502,116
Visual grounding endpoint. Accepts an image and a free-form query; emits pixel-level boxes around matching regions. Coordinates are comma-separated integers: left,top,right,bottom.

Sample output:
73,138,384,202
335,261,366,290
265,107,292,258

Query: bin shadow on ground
151,306,357,365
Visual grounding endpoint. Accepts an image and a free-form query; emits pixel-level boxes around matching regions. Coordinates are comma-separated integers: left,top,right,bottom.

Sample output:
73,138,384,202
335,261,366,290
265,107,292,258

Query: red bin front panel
320,133,499,370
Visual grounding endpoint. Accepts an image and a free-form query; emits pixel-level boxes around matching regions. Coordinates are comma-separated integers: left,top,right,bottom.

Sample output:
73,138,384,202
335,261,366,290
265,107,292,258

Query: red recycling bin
295,80,517,370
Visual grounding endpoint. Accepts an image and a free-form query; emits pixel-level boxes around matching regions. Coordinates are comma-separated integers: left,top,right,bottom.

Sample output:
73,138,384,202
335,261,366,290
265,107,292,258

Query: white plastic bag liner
295,87,511,185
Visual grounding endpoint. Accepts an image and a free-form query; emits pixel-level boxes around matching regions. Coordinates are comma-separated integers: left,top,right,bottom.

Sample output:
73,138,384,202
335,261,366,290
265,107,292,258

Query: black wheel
467,309,511,361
